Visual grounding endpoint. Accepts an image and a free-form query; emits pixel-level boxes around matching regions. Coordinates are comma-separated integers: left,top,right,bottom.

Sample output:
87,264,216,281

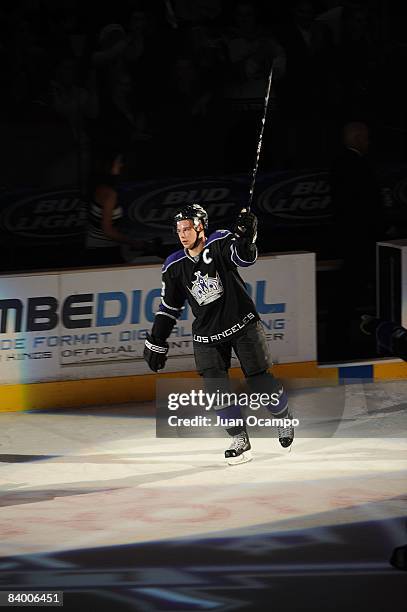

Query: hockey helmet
173,203,208,232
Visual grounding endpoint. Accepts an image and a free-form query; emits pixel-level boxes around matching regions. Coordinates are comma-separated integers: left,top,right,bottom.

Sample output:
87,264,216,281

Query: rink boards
1,358,407,413
1,254,406,412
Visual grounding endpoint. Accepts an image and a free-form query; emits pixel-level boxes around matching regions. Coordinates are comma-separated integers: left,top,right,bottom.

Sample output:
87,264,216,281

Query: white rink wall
0,253,316,385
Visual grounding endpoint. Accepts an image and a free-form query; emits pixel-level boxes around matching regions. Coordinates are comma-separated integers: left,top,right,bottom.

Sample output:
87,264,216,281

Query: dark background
1,0,406,361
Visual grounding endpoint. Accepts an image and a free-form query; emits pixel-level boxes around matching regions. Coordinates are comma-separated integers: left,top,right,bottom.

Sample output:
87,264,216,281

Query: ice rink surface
1,380,406,611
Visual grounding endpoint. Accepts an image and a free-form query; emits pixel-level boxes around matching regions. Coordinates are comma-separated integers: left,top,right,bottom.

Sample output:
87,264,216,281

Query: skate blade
226,450,252,466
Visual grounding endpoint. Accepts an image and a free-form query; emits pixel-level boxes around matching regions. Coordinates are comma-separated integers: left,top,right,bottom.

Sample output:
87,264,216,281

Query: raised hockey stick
246,62,274,212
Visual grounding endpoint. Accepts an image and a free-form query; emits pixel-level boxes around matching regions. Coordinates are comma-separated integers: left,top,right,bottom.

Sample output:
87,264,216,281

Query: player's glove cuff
145,336,168,354
143,333,169,372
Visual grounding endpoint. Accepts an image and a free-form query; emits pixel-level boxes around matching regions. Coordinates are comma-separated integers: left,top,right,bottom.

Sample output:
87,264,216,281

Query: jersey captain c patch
188,271,223,306
202,248,212,264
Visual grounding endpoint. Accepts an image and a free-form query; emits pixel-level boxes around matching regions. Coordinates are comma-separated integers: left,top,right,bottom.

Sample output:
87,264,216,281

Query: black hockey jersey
152,230,259,344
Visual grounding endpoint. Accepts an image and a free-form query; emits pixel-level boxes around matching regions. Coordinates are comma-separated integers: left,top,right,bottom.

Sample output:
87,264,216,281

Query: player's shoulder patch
162,249,187,273
206,229,232,247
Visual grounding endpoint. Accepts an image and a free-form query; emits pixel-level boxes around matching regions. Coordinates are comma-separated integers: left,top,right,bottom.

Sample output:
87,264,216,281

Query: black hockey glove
234,209,257,243
360,315,381,336
360,315,407,361
143,333,169,372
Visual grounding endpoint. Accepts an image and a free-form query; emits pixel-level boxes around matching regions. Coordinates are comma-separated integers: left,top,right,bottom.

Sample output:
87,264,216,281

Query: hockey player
143,203,294,464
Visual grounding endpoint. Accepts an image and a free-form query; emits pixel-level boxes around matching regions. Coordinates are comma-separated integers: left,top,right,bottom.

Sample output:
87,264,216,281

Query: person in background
222,0,286,172
86,150,144,265
157,54,216,175
331,121,382,269
327,121,383,359
92,24,140,147
49,58,98,142
273,0,334,168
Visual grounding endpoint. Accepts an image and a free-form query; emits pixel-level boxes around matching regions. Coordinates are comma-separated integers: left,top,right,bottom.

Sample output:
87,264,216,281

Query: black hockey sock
377,322,407,361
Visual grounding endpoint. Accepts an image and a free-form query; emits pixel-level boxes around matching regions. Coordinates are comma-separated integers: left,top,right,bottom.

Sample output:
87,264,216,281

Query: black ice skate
225,431,252,465
277,409,295,449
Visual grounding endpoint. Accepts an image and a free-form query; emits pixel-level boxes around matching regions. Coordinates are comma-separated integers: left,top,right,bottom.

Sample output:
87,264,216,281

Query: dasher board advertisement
0,253,316,384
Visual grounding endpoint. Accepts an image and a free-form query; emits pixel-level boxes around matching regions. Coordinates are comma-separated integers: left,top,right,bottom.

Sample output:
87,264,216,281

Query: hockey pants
193,322,288,435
